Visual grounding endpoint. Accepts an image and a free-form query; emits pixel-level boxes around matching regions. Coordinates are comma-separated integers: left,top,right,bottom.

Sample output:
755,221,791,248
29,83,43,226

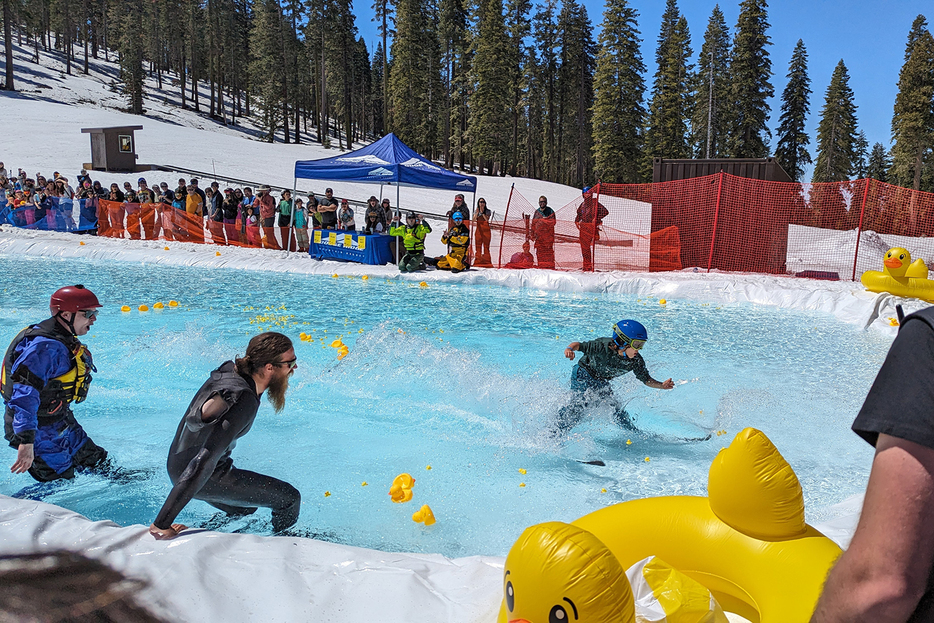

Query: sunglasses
81,309,99,320
273,358,298,371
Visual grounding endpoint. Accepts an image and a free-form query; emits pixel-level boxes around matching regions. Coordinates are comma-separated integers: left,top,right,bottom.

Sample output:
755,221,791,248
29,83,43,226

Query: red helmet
50,285,102,313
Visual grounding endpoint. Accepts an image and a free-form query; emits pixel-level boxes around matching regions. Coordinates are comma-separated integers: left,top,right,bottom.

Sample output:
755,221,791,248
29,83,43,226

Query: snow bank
0,495,503,623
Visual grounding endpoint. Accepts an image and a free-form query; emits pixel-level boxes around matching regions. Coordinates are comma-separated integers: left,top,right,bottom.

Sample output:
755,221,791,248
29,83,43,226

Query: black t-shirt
852,310,934,620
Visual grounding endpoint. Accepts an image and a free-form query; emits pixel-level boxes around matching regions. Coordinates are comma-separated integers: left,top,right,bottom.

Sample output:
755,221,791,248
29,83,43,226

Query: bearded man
149,332,301,539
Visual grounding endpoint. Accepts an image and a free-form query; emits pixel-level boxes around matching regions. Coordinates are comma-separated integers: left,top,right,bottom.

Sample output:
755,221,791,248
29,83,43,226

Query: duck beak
509,620,532,623
884,258,903,269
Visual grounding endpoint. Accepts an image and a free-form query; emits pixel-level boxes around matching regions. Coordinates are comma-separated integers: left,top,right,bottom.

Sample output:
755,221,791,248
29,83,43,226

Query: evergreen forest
1,0,932,193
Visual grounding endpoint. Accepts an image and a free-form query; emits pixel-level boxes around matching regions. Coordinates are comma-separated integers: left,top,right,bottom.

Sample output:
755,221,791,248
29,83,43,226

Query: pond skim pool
0,255,887,557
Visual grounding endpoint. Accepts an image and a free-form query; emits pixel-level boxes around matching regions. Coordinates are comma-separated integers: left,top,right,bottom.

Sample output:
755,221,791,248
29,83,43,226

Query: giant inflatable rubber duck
498,428,842,623
861,247,934,302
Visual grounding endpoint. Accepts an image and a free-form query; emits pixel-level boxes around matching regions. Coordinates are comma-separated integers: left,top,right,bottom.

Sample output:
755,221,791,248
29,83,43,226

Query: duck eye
549,605,569,622
505,581,515,612
900,254,906,260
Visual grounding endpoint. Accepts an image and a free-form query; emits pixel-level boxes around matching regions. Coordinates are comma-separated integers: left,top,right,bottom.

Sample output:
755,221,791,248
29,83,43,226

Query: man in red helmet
2,285,110,481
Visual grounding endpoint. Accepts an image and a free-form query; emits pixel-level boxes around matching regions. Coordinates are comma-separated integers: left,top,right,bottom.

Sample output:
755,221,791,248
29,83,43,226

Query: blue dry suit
2,318,106,480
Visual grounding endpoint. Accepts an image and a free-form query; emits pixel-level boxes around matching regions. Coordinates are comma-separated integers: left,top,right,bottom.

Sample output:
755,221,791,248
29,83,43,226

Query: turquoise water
0,255,888,557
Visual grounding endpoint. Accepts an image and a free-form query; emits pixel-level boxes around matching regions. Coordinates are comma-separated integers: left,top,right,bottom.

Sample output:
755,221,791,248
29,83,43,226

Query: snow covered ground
0,41,913,623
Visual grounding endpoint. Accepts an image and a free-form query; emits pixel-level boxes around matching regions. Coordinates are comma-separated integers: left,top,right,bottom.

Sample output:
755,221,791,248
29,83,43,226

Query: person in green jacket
389,211,432,272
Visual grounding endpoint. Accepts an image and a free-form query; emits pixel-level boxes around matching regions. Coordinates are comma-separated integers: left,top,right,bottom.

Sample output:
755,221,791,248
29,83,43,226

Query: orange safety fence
499,175,934,279
96,200,307,251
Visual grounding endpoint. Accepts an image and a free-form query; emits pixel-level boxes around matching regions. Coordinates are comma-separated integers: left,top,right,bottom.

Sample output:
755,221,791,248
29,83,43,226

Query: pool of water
0,255,888,557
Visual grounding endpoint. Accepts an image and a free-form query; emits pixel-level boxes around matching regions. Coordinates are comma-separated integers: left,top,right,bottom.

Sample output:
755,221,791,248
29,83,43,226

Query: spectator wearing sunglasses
555,319,674,435
2,286,111,482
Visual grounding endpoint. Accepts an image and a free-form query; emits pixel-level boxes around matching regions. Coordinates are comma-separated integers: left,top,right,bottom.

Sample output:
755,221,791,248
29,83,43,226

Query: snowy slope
1,40,583,224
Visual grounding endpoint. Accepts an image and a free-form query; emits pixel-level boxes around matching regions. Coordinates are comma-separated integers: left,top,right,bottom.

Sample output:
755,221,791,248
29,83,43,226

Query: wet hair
235,332,294,376
0,551,168,622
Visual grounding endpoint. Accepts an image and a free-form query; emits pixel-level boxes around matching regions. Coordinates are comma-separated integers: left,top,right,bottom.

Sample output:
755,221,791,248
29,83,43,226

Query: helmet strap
55,311,78,337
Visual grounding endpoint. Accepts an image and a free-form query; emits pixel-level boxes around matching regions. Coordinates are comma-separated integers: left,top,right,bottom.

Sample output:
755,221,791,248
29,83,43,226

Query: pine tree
109,0,145,114
854,130,869,178
867,142,892,182
372,0,395,135
691,5,730,158
389,0,442,156
371,43,385,134
533,0,560,181
891,19,934,193
504,0,532,176
644,0,693,171
812,60,859,183
727,0,773,158
249,0,285,141
440,0,470,166
774,39,811,181
469,0,512,173
2,0,13,90
523,46,545,177
591,0,645,183
555,0,596,186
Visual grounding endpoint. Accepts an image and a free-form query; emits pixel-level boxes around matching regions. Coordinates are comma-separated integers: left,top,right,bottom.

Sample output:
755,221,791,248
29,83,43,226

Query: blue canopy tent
293,133,478,221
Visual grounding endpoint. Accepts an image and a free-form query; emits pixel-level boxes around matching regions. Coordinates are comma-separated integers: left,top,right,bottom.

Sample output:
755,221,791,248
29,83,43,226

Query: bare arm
564,342,581,360
645,379,675,390
811,433,934,622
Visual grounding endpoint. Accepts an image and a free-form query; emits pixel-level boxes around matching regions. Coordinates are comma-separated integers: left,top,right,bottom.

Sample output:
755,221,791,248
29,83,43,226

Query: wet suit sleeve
152,395,257,530
7,339,71,445
631,355,652,384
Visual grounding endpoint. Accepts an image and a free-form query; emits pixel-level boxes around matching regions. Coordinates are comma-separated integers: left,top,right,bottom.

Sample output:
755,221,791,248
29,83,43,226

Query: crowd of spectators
0,164,508,271
2,162,617,273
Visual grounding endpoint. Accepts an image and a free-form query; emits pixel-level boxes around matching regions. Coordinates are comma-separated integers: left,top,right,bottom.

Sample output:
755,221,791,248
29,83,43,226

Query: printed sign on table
328,232,337,246
313,230,322,244
357,236,366,250
344,234,353,248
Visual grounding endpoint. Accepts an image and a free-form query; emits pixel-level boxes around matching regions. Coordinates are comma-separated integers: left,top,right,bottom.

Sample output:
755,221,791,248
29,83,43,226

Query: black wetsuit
152,361,300,531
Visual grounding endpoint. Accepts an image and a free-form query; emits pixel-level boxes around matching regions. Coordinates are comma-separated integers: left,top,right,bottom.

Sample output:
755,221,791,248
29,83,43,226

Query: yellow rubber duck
389,473,415,503
412,504,436,526
861,247,934,302
498,428,841,623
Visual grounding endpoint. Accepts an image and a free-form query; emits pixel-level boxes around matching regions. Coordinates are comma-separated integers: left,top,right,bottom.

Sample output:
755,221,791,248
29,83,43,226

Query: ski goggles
614,336,646,350
81,309,100,320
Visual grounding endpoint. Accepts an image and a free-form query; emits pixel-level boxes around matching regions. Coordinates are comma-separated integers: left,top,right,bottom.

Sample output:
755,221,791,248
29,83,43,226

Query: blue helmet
613,319,648,348
582,186,591,195
451,211,464,221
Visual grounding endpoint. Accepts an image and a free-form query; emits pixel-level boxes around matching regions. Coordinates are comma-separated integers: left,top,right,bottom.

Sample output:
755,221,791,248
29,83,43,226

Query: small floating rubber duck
412,504,436,526
389,473,415,503
861,247,934,302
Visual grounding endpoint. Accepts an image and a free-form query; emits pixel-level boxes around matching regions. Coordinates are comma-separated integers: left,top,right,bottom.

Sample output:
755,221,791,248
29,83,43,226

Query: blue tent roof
294,133,477,193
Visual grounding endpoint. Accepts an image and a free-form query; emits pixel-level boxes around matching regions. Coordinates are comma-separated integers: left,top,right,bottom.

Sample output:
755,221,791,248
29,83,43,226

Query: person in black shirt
149,332,301,539
812,308,934,621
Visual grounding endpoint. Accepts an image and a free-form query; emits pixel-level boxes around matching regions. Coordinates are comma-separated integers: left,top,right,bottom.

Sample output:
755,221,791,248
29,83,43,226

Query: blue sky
356,1,926,156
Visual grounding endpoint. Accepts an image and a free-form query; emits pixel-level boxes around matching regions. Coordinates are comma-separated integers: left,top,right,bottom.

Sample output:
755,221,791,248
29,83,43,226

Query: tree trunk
2,0,14,91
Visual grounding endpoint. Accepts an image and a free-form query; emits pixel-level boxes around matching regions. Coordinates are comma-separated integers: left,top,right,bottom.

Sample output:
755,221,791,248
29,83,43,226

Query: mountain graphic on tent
337,155,391,165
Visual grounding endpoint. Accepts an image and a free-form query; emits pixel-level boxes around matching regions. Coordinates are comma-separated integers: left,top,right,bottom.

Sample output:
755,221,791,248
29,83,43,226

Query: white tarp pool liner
0,495,504,622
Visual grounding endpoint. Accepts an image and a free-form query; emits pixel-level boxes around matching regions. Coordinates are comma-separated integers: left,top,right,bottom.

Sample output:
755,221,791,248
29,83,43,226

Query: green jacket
389,221,432,251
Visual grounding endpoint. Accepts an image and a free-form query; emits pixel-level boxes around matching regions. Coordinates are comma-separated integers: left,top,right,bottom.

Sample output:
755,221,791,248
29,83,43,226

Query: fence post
707,171,724,273
497,183,515,268
851,178,872,282
592,181,602,272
